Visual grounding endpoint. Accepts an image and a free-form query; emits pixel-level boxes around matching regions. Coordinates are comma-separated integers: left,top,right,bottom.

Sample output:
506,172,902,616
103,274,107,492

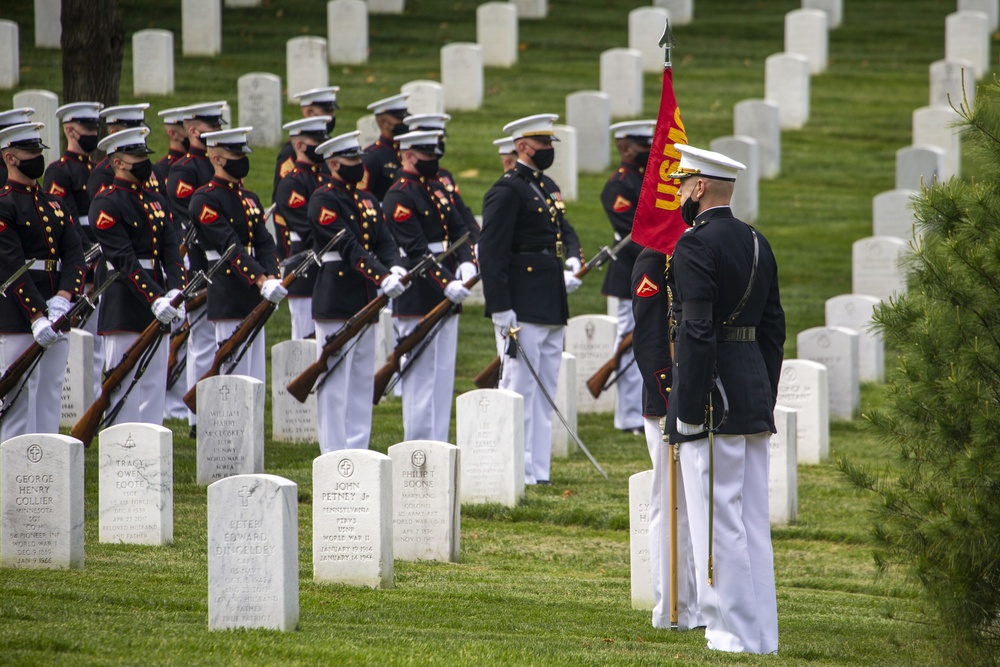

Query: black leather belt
721,326,756,342
513,243,564,258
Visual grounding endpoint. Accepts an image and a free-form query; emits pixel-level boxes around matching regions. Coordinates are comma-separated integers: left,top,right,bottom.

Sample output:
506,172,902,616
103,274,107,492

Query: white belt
27,259,62,271
289,231,303,242
78,215,90,226
108,259,154,270
321,251,342,263
428,241,446,253
205,250,222,261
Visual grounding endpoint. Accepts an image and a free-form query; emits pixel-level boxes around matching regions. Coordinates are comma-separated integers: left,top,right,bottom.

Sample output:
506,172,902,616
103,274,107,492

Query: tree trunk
61,0,124,106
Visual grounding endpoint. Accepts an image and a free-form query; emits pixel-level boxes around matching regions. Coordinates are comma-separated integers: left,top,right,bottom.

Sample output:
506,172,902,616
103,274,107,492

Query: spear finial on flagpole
659,18,675,69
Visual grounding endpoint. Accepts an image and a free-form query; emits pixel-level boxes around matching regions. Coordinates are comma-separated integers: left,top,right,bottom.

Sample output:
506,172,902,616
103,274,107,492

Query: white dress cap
316,130,363,159
0,108,35,130
609,120,656,142
100,103,151,126
293,86,341,109
669,143,746,182
403,113,451,131
396,129,443,154
502,113,560,141
366,92,410,115
158,106,189,125
177,101,228,125
55,102,104,125
0,122,48,150
97,126,153,155
282,116,332,137
493,136,515,155
201,127,254,153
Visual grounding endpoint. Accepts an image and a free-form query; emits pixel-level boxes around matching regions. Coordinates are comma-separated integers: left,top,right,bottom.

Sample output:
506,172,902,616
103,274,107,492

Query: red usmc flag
631,67,688,256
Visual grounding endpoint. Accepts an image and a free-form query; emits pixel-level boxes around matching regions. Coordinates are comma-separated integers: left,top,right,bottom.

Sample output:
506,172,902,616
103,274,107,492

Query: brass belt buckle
555,241,565,259
45,260,57,271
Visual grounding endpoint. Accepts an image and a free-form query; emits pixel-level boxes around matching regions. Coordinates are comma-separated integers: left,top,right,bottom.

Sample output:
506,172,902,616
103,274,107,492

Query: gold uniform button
45,226,51,232
659,374,667,380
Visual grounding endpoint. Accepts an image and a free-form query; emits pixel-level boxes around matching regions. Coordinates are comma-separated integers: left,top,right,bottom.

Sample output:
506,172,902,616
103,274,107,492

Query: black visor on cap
110,118,145,128
195,115,226,127
217,141,252,154
383,109,408,121
114,143,154,155
310,101,339,111
8,138,48,151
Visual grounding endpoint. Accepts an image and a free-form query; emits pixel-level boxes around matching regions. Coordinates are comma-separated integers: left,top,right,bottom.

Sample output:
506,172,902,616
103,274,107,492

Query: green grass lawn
0,0,988,664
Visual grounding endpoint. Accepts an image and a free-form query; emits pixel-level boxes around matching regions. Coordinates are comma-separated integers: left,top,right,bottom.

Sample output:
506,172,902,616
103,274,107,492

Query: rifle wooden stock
585,331,633,399
372,275,480,404
165,290,205,383
473,355,502,390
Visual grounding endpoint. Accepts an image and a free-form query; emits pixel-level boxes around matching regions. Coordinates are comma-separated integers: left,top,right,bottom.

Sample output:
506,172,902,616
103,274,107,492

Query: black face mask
680,194,700,226
326,117,337,133
123,158,153,184
78,134,100,154
304,144,322,164
531,147,555,171
181,137,191,152
437,139,446,158
17,154,46,180
223,156,251,180
391,122,409,138
415,157,439,178
635,151,650,168
337,162,365,185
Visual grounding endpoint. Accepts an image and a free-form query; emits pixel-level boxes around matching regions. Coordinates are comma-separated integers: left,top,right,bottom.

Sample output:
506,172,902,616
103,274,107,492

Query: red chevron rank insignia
95,211,116,230
48,182,66,197
318,207,338,225
198,205,219,224
612,195,632,213
175,180,194,198
392,204,412,222
287,191,306,208
635,274,659,298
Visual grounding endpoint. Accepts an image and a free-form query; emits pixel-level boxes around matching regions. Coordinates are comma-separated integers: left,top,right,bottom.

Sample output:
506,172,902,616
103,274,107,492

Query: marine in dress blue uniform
272,86,339,207
493,136,517,174
189,127,283,384
0,109,37,189
0,122,86,440
480,114,584,485
382,129,476,443
89,127,186,428
361,93,409,202
666,144,785,654
310,131,408,453
273,116,331,340
87,104,166,198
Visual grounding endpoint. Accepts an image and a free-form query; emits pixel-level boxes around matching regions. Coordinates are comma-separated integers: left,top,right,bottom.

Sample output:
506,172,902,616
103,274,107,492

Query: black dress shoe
188,425,197,439
536,480,551,485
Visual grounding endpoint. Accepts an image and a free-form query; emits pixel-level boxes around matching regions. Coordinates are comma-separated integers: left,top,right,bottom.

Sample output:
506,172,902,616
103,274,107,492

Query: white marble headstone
895,145,944,191
327,0,368,65
367,0,404,13
628,470,654,611
286,36,329,102
313,450,393,588
373,307,395,376
34,0,61,49
734,99,781,179
802,0,842,29
765,52,810,130
456,389,524,507
600,48,643,119
872,189,918,241
132,29,174,96
959,0,999,30
566,90,611,174
182,0,222,56
388,440,461,563
776,359,829,464
441,43,484,111
356,114,379,149
709,135,759,222
477,2,518,68
401,80,445,115
197,374,264,485
566,315,618,414
547,124,578,202
796,326,859,421
238,73,282,148
1,434,83,569
13,89,59,168
825,294,884,383
768,406,798,526
653,0,693,24
98,423,172,545
629,7,669,73
852,236,908,303
912,105,962,179
208,474,298,631
271,340,318,443
510,0,546,19
784,9,828,74
60,329,94,429
929,59,976,108
945,10,990,79
550,352,578,458
0,21,20,89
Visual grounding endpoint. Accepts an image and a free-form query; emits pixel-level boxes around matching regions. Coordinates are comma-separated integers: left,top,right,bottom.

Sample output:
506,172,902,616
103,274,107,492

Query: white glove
456,261,477,283
46,295,72,322
565,257,582,274
380,273,406,298
389,265,407,278
165,289,186,322
677,419,707,436
152,296,179,324
31,316,60,348
443,280,471,304
563,271,582,294
491,309,517,334
260,278,287,304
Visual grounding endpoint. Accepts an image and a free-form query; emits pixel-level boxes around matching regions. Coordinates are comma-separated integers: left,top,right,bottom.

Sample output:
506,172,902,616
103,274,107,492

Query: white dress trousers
495,322,563,484
614,299,643,431
288,297,314,340
680,431,778,654
102,331,168,427
314,320,376,454
0,332,69,440
644,416,702,630
213,320,266,385
185,302,215,427
396,314,458,444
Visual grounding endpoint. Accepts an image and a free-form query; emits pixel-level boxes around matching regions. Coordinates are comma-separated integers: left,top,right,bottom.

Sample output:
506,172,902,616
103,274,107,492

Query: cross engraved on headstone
585,321,595,339
123,434,136,449
220,385,230,401
338,458,355,478
479,397,490,414
239,485,252,507
26,444,42,463
411,450,426,467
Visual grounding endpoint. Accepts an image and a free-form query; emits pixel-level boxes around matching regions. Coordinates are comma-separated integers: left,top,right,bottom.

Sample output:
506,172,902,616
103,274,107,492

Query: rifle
0,271,119,405
472,235,633,389
178,224,198,260
286,233,471,404
182,229,346,412
71,244,239,447
585,331,634,399
373,273,480,404
165,289,207,389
